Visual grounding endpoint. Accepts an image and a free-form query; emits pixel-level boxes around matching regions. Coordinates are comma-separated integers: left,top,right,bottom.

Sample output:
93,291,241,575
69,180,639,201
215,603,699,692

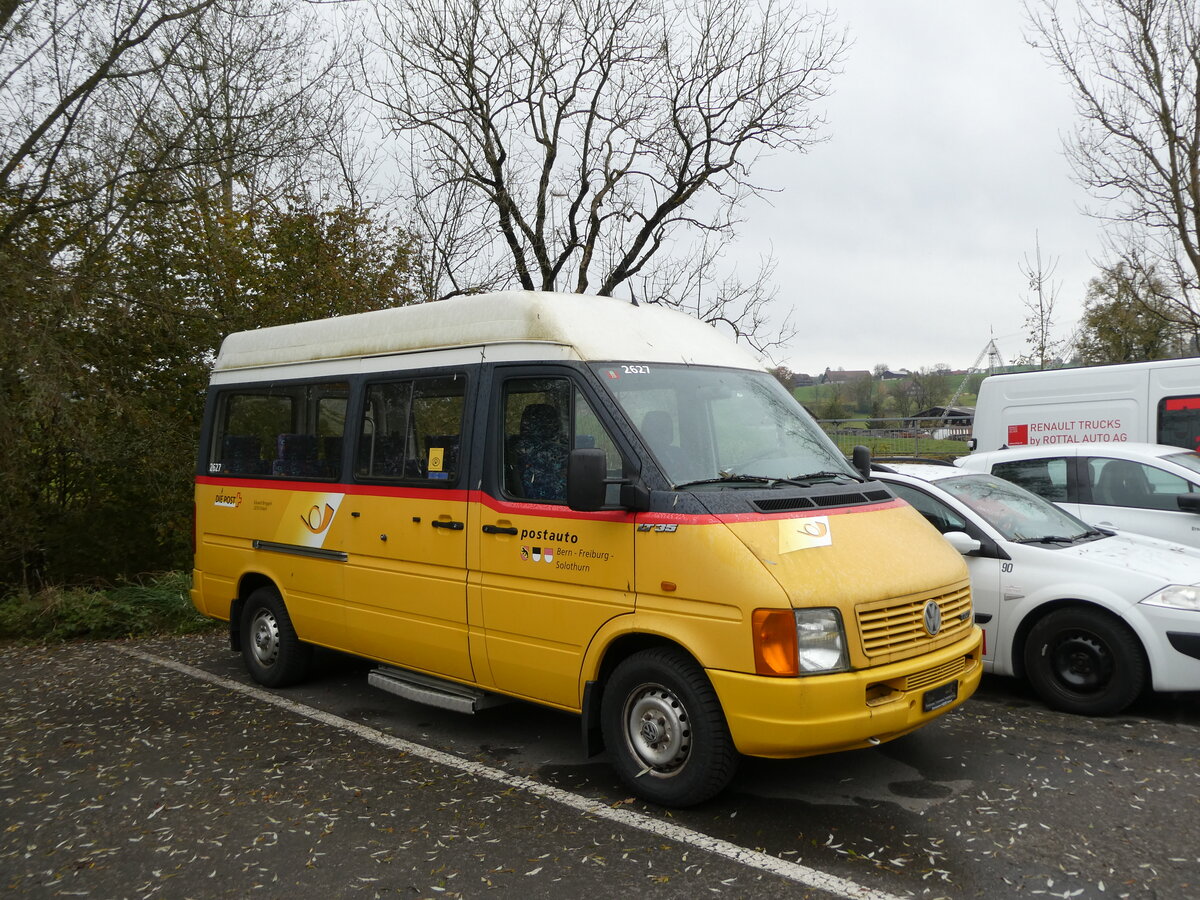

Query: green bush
0,572,218,642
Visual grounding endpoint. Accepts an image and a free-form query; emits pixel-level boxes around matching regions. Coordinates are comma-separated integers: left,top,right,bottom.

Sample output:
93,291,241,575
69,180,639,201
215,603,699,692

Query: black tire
601,647,737,807
239,586,312,688
1024,606,1146,716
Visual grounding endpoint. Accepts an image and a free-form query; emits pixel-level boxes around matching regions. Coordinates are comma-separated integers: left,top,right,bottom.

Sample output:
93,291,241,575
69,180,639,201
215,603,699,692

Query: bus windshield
591,363,857,487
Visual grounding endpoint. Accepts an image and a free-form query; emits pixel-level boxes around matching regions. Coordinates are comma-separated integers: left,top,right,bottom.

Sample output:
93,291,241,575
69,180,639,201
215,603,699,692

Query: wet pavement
2,633,1198,898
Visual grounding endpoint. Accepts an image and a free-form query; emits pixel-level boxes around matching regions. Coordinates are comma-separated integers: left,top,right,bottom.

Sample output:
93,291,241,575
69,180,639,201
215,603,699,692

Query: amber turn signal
752,608,798,676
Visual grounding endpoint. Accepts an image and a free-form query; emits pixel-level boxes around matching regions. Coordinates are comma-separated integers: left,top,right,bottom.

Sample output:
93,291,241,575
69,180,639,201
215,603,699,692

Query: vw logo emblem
923,600,942,636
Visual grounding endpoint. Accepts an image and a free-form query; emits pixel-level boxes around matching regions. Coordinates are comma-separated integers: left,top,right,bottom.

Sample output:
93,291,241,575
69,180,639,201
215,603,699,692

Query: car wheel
240,586,312,688
601,647,737,807
1024,606,1146,715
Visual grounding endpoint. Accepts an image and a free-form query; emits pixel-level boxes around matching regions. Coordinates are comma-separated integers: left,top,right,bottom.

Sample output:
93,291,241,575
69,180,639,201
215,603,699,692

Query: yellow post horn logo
801,520,829,538
301,503,337,535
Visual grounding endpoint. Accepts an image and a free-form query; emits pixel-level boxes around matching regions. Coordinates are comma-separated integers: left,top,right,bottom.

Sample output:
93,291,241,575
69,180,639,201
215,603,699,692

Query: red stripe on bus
196,476,903,524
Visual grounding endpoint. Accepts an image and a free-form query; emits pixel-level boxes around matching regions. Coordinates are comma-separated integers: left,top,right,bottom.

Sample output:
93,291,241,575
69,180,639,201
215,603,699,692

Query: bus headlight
795,608,849,673
1141,585,1200,611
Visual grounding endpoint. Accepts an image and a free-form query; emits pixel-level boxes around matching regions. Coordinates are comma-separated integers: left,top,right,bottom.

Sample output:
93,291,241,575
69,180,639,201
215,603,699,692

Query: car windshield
591,363,857,486
1164,450,1200,477
935,473,1098,543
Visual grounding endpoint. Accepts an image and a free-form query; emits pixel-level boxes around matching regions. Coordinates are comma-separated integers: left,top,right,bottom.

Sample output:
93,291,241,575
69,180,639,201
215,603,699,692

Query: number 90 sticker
779,516,832,553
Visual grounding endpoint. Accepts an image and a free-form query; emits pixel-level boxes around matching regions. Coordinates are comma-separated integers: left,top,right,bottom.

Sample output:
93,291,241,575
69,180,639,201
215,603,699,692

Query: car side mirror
1177,494,1200,514
943,530,982,555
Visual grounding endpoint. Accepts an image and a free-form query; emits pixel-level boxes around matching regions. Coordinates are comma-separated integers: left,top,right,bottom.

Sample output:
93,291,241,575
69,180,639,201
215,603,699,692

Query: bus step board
368,666,509,714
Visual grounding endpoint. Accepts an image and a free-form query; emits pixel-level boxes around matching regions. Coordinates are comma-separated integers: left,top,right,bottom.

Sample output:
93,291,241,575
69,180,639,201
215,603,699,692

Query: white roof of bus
213,291,764,372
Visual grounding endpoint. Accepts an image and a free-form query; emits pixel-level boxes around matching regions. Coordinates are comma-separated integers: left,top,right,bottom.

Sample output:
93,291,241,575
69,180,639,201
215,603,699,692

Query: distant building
909,405,975,422
908,405,975,439
819,368,872,385
791,372,815,387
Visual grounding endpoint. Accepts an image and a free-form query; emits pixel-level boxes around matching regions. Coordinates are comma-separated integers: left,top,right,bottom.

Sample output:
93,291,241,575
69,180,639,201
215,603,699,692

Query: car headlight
1141,585,1200,611
795,608,849,674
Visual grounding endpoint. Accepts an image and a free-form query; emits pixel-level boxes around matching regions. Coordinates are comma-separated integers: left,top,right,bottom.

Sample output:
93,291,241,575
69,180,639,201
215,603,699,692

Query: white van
970,359,1200,453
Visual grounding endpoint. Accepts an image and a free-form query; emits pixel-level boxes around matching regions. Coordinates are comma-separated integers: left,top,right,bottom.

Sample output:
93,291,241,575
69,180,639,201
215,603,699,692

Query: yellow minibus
192,291,981,806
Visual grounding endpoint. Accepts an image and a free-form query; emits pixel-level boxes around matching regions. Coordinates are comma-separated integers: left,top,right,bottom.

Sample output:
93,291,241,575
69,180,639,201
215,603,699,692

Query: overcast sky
737,1,1107,376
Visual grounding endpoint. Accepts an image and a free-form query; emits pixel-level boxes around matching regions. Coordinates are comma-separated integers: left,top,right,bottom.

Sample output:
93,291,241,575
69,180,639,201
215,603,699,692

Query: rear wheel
239,586,312,688
1024,606,1146,715
601,647,737,807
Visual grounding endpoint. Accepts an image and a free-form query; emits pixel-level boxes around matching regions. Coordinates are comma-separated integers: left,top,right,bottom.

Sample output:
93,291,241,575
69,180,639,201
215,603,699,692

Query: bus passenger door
471,370,635,709
343,373,474,681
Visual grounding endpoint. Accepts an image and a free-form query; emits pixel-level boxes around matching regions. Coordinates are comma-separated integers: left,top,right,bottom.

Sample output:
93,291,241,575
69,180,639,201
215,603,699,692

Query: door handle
482,524,518,535
432,520,464,530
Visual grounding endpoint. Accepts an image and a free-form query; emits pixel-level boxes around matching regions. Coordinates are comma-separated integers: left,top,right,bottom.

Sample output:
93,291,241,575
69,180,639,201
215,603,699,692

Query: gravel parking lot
3,633,1199,899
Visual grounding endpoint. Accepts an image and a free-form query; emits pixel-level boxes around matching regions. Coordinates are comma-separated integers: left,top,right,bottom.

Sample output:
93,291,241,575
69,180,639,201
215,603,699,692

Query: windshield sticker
779,516,832,553
620,365,651,375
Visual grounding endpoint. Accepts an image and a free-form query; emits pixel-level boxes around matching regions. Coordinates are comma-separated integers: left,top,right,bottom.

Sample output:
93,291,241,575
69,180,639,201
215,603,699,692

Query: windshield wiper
786,471,860,484
674,474,777,489
1014,535,1084,545
675,471,859,490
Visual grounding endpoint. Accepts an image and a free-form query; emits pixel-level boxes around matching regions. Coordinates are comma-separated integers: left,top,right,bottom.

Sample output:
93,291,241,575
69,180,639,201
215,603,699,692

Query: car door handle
432,520,464,530
482,524,518,535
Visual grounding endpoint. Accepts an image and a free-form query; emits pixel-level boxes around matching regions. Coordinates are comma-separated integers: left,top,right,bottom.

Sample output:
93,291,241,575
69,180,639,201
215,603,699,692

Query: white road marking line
119,646,906,900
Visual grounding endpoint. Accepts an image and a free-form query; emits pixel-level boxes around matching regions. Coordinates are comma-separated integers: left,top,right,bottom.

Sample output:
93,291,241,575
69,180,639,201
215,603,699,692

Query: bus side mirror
568,448,608,511
851,445,872,480
567,448,650,512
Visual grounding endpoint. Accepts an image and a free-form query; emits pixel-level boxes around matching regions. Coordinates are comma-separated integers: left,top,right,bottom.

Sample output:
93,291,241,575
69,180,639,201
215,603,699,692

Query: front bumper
708,628,982,758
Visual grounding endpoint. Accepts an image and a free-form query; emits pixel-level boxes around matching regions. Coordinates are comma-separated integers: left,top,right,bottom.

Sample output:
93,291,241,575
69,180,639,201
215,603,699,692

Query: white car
957,442,1200,547
874,462,1200,715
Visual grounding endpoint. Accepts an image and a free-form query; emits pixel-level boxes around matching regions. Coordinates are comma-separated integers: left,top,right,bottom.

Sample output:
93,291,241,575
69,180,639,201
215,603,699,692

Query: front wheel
1024,606,1146,716
601,647,737,807
239,586,312,688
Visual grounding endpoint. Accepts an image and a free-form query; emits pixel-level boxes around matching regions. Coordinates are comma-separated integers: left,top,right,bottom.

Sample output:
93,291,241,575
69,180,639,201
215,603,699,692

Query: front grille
857,585,972,658
905,655,967,692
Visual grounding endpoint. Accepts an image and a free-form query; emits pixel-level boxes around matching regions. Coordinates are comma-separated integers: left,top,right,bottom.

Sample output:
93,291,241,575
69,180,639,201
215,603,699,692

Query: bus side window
212,383,348,479
356,375,466,483
216,394,291,476
499,376,623,503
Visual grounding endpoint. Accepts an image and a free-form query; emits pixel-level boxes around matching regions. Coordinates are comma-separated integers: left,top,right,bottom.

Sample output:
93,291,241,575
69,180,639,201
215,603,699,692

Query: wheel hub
1053,633,1109,691
625,685,691,775
250,611,280,667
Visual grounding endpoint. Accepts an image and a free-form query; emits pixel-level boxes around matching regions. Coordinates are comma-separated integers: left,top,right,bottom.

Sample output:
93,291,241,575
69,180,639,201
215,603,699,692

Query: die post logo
301,502,337,536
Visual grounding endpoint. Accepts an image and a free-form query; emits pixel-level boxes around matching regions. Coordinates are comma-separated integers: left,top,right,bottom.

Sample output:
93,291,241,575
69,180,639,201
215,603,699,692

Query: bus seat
514,403,567,500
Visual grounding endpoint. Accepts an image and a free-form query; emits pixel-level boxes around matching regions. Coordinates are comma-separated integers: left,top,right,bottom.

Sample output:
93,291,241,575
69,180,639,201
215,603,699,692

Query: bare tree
366,0,844,349
0,0,225,245
1016,232,1066,368
1028,0,1200,330
147,0,366,218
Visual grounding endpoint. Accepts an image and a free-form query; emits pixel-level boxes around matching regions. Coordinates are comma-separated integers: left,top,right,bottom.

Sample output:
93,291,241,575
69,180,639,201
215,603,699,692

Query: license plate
922,680,958,713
